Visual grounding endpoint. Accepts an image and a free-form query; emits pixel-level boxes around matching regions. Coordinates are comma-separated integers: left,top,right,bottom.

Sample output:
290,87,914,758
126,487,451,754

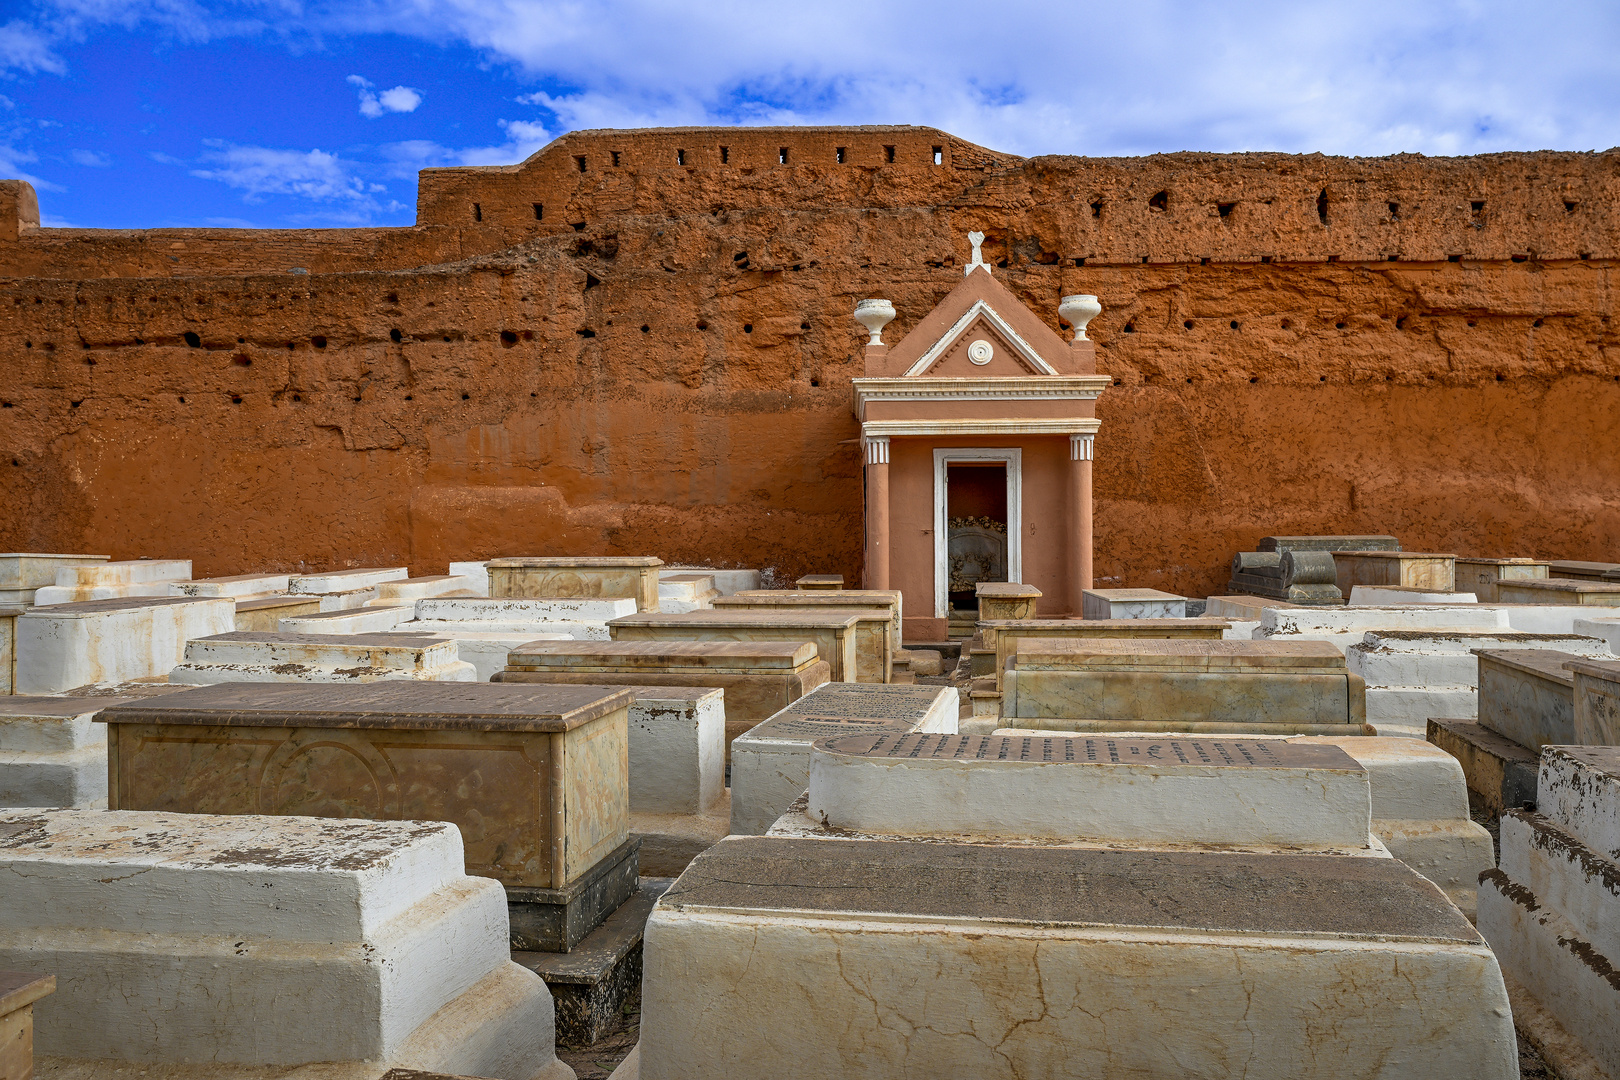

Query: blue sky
4,1,1619,229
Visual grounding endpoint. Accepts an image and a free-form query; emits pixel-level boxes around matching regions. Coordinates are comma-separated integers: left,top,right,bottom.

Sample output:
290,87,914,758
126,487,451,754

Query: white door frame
933,447,1022,619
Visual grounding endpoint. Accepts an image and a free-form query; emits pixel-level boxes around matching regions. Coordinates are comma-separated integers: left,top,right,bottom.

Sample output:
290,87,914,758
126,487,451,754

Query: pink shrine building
851,234,1110,641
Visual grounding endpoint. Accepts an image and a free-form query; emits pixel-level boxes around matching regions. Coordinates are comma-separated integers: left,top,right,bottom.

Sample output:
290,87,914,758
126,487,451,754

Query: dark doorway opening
946,463,1008,616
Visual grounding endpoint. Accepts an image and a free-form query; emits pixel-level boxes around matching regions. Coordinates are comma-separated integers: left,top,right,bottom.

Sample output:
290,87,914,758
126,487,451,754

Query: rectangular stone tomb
170,573,291,598
1004,639,1368,734
658,574,719,614
1454,557,1550,603
609,609,864,683
1476,649,1581,750
720,588,903,637
233,594,323,631
0,696,112,809
448,560,491,595
661,566,762,596
0,808,568,1079
1549,560,1620,581
496,640,830,755
981,618,1229,690
1258,534,1401,553
0,552,108,606
729,684,958,836
170,632,478,683
1575,615,1620,653
1348,585,1475,604
708,600,895,682
1205,595,1300,620
1332,551,1456,594
411,596,635,641
1345,630,1609,739
487,556,663,611
98,681,636,951
975,581,1040,621
288,567,408,594
627,686,725,814
1228,550,1345,605
1480,746,1620,1077
1565,658,1620,745
372,575,480,602
640,836,1517,1080
805,733,1373,848
1497,578,1620,606
1081,587,1187,620
1255,604,1509,654
15,596,236,695
795,574,843,590
279,605,414,635
33,558,192,605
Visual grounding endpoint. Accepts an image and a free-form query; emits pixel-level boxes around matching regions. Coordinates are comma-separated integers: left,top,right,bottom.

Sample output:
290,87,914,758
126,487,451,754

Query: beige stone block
288,567,408,594
100,682,632,889
1476,648,1580,748
709,599,895,682
0,553,109,606
983,617,1228,690
794,575,842,590
233,595,322,631
170,632,477,684
487,556,662,612
609,610,864,683
1565,659,1620,744
1203,595,1300,620
722,588,902,638
1454,557,1550,603
1498,578,1620,606
1333,551,1456,594
170,574,292,598
371,575,481,603
974,581,1040,621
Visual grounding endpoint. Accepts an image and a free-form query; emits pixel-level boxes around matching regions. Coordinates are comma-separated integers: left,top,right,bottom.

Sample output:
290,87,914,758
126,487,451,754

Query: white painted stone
33,580,189,605
1497,812,1619,961
0,807,567,1080
1257,604,1509,654
170,632,477,684
629,687,726,814
16,597,236,695
371,575,481,602
288,567,409,594
409,618,607,641
318,586,381,611
1537,745,1620,861
417,596,637,622
170,574,291,598
280,604,414,634
0,699,108,808
1351,586,1477,604
52,559,191,587
1346,629,1611,737
661,567,761,596
642,837,1518,1080
729,685,959,836
657,574,719,614
1574,615,1620,653
1221,619,1260,639
448,560,492,595
0,553,109,606
805,733,1374,848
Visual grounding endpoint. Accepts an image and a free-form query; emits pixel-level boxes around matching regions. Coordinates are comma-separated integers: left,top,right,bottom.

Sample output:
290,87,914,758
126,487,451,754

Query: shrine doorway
933,447,1022,620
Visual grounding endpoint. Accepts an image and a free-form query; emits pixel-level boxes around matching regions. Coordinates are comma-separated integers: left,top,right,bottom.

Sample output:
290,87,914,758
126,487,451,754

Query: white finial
965,231,990,276
1059,294,1101,341
854,299,896,345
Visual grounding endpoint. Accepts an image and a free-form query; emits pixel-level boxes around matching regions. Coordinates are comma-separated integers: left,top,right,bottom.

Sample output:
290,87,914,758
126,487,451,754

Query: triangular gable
877,262,1077,378
904,301,1056,376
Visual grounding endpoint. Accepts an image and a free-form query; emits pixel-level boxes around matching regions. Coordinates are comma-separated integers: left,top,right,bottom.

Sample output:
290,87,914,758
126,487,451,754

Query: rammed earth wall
1,126,1617,594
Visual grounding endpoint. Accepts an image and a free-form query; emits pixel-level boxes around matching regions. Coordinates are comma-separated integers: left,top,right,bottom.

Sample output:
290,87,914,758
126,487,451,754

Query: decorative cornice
852,376,1110,420
863,435,890,465
862,418,1102,438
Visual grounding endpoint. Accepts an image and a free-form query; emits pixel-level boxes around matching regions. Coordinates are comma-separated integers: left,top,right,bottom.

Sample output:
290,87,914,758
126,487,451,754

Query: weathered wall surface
0,127,1616,596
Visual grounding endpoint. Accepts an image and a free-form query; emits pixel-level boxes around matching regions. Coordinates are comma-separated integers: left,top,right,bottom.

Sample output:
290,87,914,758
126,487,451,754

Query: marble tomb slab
981,618,1228,690
497,640,830,754
609,609,864,683
447,561,491,596
1258,534,1401,553
657,574,719,614
806,733,1373,848
625,686,725,814
795,575,843,590
711,597,896,682
729,684,958,836
1454,557,1550,603
488,556,662,612
371,575,481,603
1081,587,1187,620
1476,648,1581,750
1497,578,1620,606
1565,658,1620,744
720,588,903,638
1575,615,1620,652
288,567,409,594
170,631,478,683
1255,603,1508,654
0,808,569,1080
33,558,193,605
0,553,108,607
234,595,322,632
1348,585,1476,604
659,567,761,596
98,682,632,893
975,581,1040,621
279,604,415,635
1332,551,1456,594
0,695,114,808
641,835,1516,1080
15,596,235,695
1549,560,1620,581
1005,639,1367,733
171,573,291,598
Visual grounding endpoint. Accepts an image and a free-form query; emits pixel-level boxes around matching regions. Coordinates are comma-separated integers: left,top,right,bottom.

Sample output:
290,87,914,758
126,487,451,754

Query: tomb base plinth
509,838,641,953
1426,718,1540,812
517,879,670,1047
1002,717,1373,736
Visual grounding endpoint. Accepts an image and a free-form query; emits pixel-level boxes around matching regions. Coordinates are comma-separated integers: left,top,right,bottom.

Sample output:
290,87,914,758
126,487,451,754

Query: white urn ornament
1059,294,1102,341
854,299,897,345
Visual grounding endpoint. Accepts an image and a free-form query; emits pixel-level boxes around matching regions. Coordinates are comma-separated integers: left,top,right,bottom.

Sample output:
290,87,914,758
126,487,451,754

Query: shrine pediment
903,303,1055,377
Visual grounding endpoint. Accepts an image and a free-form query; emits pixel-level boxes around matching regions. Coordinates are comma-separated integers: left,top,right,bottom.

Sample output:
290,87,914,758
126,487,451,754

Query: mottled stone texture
2,125,1619,595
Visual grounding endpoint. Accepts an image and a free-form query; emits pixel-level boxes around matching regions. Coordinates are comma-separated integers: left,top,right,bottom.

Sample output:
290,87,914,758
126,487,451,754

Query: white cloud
0,19,66,75
188,141,404,219
348,74,423,118
69,147,109,166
